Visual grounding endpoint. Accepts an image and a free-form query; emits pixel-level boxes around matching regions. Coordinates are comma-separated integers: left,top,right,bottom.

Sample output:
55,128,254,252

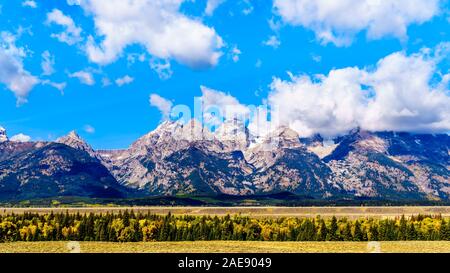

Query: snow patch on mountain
0,127,8,143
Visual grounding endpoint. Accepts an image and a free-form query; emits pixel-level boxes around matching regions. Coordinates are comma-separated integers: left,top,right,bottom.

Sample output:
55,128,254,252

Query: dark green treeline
1,212,449,242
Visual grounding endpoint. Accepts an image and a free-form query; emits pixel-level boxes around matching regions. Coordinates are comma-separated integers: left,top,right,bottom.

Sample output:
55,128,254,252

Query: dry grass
2,206,450,219
1,241,449,253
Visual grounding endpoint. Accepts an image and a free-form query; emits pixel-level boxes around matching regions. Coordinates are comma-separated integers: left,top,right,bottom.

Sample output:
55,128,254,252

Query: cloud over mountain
200,86,251,125
150,94,173,120
159,45,450,138
269,44,450,137
10,133,31,142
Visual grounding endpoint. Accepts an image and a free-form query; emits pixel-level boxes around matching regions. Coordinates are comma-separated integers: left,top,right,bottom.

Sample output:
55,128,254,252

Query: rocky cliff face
244,127,334,196
0,122,448,201
56,131,98,159
323,130,449,199
215,119,254,152
99,121,448,200
0,132,129,200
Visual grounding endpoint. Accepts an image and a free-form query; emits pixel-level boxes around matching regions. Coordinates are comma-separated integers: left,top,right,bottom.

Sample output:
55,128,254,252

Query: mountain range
0,121,449,202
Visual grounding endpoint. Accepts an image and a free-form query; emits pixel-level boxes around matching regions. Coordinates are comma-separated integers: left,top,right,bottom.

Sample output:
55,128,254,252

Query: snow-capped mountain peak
56,130,97,158
215,118,254,151
0,127,8,143
263,126,302,149
1,123,448,201
145,119,213,142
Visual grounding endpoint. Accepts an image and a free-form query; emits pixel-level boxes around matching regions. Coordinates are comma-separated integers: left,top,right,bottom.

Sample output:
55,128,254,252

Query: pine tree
353,220,363,241
445,219,450,241
398,216,407,240
317,219,328,241
369,223,379,241
438,219,448,241
133,221,142,242
78,216,86,241
297,219,316,241
406,223,417,240
342,223,353,241
123,210,130,227
386,220,396,241
327,216,339,241
85,213,95,241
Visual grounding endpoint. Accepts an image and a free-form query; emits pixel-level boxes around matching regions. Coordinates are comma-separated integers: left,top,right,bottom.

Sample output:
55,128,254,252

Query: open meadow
1,241,450,253
2,207,450,253
2,206,450,219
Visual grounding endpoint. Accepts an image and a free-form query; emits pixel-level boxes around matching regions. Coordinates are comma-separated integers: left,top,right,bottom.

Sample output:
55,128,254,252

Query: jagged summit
128,119,216,158
215,118,254,151
68,130,80,138
56,130,97,158
56,130,83,144
0,127,8,142
300,134,324,146
262,126,302,149
270,126,300,139
145,119,213,142
0,122,448,201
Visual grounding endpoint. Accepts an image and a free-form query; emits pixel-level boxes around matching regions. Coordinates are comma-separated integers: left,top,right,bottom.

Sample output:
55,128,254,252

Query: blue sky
0,0,449,149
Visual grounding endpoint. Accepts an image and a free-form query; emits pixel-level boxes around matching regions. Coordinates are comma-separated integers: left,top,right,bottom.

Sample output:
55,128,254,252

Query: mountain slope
324,130,449,199
0,122,448,201
95,123,449,200
56,131,98,159
247,127,335,196
138,145,254,195
0,143,128,200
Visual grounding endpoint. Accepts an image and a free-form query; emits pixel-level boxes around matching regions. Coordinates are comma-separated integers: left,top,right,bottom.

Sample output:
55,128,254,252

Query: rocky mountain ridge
0,122,448,201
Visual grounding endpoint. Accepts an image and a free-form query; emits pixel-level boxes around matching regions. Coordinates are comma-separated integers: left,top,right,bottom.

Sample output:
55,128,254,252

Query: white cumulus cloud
0,31,39,105
184,45,450,137
10,133,31,142
69,70,95,85
268,44,450,137
150,59,173,80
150,94,173,119
205,0,226,16
83,124,95,134
115,75,134,86
46,9,83,45
200,85,251,123
42,80,67,93
22,1,37,8
274,0,443,46
263,35,281,49
69,0,224,69
230,46,241,63
361,49,450,133
41,50,55,76
269,69,368,137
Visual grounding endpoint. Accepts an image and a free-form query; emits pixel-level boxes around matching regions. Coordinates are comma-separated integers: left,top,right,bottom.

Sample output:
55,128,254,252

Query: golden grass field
1,241,449,253
1,206,449,253
2,206,450,219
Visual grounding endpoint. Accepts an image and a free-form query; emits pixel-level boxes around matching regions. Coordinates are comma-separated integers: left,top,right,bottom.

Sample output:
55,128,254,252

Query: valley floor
1,241,450,253
2,206,450,219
